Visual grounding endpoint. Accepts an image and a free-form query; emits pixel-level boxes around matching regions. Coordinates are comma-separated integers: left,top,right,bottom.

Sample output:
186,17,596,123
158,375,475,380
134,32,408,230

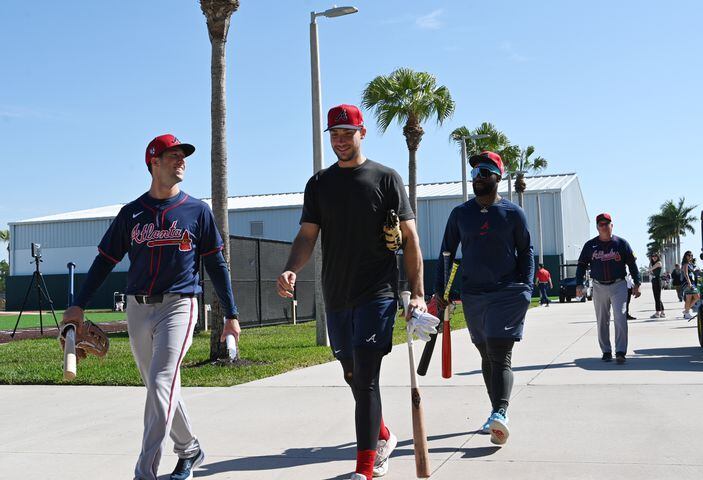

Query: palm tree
200,0,239,361
0,229,9,260
449,123,521,201
513,146,548,207
362,68,455,214
648,198,697,267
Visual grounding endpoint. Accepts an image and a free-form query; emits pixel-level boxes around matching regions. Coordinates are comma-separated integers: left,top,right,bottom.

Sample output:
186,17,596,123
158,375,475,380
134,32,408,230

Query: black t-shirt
300,159,414,311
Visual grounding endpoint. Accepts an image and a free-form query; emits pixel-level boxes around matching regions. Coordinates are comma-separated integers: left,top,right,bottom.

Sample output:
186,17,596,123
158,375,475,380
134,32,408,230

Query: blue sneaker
170,448,205,480
480,414,492,434
489,413,510,445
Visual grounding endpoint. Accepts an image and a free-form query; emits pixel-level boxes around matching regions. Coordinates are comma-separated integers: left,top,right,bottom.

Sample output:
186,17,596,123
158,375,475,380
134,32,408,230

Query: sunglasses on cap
470,165,500,180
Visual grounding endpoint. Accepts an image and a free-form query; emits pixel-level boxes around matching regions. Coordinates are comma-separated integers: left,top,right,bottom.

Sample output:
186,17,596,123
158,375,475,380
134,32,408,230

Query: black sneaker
171,448,205,480
615,352,626,364
601,352,612,362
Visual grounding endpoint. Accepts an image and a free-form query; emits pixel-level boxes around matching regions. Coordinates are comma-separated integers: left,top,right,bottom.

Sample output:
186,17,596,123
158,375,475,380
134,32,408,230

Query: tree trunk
201,0,239,361
403,122,424,216
515,173,527,208
208,36,230,361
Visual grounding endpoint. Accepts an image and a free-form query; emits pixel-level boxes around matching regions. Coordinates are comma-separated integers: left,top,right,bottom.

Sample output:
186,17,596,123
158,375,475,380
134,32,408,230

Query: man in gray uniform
62,134,240,480
576,213,640,364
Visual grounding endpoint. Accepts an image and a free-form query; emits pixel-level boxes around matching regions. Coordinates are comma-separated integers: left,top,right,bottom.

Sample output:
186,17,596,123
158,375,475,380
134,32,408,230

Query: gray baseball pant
127,294,200,480
592,279,628,354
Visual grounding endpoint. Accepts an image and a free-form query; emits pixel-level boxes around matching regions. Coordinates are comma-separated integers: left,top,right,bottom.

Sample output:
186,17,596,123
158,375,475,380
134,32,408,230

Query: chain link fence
201,236,315,327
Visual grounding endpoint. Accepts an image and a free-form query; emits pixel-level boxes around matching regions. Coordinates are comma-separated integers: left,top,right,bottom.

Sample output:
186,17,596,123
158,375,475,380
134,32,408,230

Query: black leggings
652,278,664,311
475,338,515,415
339,348,385,451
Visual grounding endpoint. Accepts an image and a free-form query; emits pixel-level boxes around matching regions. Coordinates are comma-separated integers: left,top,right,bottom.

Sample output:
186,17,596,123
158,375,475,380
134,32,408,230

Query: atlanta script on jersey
98,191,223,296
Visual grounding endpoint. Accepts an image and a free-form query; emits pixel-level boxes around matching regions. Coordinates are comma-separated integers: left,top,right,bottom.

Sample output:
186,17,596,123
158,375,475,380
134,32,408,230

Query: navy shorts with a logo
326,296,397,360
461,283,532,344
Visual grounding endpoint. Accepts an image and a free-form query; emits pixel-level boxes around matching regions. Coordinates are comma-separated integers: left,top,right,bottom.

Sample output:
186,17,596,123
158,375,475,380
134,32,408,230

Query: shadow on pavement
457,346,703,376
191,431,476,478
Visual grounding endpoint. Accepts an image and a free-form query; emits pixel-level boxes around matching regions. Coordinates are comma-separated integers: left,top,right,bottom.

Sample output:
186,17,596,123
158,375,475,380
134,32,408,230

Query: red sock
356,449,376,479
378,417,390,441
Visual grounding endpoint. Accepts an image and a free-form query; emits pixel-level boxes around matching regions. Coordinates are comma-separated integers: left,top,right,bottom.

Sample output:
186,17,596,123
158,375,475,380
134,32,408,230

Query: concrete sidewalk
1,284,702,479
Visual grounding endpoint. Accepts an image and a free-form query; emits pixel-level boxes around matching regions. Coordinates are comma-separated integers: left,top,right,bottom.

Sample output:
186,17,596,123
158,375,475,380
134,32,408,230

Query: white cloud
500,41,531,63
416,9,444,30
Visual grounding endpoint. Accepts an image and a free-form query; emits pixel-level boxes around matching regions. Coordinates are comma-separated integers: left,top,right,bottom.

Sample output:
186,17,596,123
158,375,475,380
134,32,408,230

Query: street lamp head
321,6,358,17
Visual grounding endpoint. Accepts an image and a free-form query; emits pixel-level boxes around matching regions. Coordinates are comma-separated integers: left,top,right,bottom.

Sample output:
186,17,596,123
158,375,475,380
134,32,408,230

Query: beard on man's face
334,146,358,162
472,177,498,196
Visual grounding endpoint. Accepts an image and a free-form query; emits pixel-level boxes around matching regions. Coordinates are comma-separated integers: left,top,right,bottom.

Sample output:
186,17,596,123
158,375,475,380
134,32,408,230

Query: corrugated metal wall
228,207,303,242
559,177,591,262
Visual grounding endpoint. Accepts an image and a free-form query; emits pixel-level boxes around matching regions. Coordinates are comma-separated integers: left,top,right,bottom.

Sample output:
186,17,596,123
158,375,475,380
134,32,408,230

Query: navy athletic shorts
326,296,397,360
461,283,532,344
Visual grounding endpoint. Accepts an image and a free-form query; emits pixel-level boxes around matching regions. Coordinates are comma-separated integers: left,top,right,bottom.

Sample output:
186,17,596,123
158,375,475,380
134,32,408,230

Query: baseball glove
59,319,109,360
383,209,403,251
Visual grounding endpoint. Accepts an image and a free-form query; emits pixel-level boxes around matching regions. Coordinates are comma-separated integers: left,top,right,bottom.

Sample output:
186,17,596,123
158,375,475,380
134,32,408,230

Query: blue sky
1,0,702,265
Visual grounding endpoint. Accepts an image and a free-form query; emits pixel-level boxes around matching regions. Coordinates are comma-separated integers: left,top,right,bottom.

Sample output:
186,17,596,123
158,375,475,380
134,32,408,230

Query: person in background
671,263,684,302
648,252,665,318
682,252,700,320
625,274,636,320
535,263,553,307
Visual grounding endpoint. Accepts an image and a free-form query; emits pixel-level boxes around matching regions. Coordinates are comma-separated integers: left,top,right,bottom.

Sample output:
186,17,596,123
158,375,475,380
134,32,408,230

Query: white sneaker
373,431,397,477
684,311,693,320
350,474,367,480
659,312,666,318
650,313,659,319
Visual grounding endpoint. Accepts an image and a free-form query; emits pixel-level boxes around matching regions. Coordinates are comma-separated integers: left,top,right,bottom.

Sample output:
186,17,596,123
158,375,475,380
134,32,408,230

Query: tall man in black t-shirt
277,104,426,480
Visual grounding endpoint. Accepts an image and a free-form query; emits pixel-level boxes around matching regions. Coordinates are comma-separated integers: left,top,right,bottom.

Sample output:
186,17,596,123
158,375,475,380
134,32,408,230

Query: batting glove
407,310,440,342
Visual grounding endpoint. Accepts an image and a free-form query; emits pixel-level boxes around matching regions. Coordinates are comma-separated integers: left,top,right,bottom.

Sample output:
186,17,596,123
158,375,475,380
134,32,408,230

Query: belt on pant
593,279,623,286
132,293,195,304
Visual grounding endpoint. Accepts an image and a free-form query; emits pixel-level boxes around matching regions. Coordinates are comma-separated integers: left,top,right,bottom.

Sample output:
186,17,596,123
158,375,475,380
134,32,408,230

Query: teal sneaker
489,413,510,445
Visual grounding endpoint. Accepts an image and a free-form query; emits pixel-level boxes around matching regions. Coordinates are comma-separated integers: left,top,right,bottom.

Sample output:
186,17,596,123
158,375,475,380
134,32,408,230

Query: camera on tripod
31,242,42,259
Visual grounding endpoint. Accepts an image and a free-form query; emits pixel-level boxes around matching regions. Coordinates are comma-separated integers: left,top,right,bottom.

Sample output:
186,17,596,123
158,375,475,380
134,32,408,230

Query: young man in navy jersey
277,104,426,480
576,213,640,363
434,151,534,446
62,134,240,480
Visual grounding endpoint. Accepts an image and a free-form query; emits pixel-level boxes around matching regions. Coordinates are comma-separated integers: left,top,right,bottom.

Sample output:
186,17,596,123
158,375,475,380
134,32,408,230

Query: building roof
13,173,577,225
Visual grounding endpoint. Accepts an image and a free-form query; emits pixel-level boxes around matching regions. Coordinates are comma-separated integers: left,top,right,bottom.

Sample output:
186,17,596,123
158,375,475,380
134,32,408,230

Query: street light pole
309,6,358,346
460,134,490,203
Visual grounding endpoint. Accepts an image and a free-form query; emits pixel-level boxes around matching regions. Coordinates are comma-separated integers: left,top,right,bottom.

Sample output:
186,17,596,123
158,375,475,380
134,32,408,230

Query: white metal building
8,173,589,277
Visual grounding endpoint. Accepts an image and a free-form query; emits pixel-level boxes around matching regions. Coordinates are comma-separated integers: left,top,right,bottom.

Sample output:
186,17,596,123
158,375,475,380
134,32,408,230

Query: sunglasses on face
597,222,611,227
470,167,496,180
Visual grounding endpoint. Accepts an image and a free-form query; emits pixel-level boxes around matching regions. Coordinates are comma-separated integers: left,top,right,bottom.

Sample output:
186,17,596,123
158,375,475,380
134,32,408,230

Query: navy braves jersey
435,198,534,295
575,235,640,286
99,191,223,295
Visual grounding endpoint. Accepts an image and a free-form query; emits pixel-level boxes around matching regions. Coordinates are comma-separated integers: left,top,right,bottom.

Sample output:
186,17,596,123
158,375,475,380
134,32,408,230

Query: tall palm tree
362,68,455,214
0,229,9,259
200,0,239,361
450,123,520,201
514,146,547,207
649,198,697,265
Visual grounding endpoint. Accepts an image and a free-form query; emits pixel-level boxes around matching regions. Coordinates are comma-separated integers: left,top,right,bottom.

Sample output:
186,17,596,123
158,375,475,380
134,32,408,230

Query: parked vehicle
558,264,591,303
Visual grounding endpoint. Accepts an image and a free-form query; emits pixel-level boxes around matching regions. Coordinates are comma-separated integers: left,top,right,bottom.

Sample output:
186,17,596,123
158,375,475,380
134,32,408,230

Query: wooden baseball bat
63,262,77,380
442,260,460,379
63,327,77,380
401,290,431,478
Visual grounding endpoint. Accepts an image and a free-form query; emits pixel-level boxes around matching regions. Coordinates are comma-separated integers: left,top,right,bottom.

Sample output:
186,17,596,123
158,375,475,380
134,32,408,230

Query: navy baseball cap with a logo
325,104,364,131
145,134,195,166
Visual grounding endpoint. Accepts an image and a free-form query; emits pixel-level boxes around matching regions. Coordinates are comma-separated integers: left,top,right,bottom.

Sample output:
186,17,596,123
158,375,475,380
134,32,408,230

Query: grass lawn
0,306,469,386
0,310,126,330
0,299,542,387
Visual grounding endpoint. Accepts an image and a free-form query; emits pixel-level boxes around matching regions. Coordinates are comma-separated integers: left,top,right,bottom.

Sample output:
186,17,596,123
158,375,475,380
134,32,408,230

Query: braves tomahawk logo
131,221,193,252
479,221,490,236
334,109,349,123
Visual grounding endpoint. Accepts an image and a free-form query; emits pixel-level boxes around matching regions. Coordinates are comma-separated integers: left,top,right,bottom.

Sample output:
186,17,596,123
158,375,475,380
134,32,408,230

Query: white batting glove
407,310,441,342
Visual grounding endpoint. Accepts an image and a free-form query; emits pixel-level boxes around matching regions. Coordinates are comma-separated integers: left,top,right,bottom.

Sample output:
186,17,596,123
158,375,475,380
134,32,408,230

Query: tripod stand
10,254,59,337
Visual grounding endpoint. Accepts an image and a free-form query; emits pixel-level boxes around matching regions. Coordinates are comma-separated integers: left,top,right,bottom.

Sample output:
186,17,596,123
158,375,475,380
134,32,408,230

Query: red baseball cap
468,151,505,175
145,134,195,166
596,213,612,223
325,104,364,131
